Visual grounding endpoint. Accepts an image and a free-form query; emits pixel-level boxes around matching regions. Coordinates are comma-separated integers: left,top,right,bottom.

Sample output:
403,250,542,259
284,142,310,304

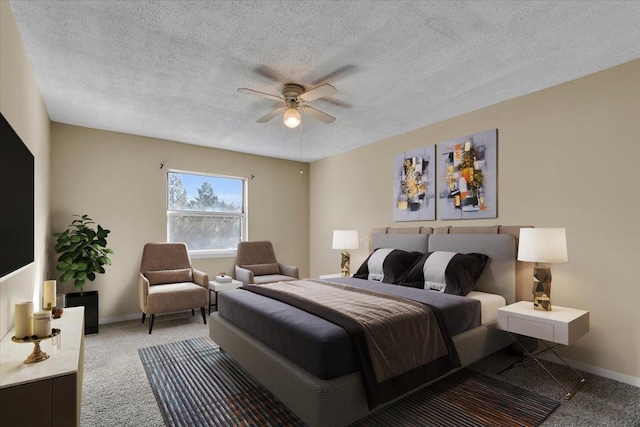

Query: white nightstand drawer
497,301,589,345
508,317,554,341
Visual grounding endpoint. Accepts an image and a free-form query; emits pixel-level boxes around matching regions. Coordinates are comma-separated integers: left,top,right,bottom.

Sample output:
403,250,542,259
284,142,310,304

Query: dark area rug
139,337,559,427
353,369,559,426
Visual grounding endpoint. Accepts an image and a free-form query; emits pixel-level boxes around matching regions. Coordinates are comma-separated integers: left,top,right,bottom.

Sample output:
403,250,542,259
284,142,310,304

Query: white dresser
0,306,85,426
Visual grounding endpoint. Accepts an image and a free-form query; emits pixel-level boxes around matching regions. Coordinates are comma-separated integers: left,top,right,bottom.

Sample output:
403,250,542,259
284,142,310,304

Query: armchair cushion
241,263,280,276
146,282,208,313
144,268,193,286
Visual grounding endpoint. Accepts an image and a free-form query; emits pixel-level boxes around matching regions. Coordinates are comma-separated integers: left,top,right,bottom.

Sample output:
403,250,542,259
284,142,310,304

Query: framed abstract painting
393,146,436,221
438,129,498,220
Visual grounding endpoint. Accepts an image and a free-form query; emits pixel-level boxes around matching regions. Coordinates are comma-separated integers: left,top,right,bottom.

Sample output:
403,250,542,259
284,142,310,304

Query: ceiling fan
238,83,337,128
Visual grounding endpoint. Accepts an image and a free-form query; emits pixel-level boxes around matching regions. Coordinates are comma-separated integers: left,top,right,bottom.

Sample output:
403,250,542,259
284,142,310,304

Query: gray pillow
241,263,280,276
145,268,193,285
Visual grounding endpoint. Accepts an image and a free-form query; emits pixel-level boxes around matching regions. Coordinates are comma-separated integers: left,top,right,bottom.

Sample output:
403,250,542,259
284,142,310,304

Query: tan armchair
235,241,299,285
139,243,208,334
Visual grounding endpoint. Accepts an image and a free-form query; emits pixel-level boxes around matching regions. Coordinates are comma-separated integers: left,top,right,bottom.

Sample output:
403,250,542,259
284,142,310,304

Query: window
167,170,247,257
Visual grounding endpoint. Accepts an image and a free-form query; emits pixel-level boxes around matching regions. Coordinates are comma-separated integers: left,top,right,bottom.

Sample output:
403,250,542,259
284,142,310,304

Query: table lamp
332,230,359,276
517,228,568,311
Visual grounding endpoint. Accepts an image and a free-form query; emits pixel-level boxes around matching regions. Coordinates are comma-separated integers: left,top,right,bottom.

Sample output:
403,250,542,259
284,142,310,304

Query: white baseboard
98,310,204,325
542,353,640,388
99,313,141,324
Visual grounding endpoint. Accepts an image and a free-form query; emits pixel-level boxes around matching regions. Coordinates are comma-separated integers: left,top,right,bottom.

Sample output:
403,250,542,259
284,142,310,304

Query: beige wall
310,59,640,381
50,124,309,321
0,1,50,338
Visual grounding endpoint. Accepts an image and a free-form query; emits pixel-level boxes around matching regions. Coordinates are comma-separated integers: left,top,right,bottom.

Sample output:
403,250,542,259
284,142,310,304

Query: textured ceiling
8,1,640,162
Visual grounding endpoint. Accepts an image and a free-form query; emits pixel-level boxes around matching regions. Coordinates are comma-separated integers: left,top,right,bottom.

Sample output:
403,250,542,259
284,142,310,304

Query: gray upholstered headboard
372,233,429,253
371,232,516,304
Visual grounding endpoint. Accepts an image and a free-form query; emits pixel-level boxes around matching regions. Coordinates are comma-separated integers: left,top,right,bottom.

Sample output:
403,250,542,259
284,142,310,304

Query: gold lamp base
340,251,351,276
533,265,552,311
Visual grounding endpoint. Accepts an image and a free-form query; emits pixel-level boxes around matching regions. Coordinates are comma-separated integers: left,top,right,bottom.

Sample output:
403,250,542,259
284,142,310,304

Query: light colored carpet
81,312,640,427
81,312,208,427
471,351,640,427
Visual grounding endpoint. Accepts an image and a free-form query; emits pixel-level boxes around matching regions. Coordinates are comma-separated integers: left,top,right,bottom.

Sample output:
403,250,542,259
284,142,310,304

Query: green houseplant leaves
53,214,113,294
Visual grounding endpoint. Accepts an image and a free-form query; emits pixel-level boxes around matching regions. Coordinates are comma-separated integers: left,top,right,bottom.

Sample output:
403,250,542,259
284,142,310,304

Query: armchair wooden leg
200,307,207,325
148,314,155,334
192,308,195,316
141,313,146,324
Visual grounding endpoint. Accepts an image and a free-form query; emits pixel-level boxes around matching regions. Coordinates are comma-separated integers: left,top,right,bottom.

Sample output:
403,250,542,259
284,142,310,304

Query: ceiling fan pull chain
299,120,303,161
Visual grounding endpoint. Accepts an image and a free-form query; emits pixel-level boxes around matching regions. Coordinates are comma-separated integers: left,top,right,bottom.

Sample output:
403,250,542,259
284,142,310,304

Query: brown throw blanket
243,279,460,409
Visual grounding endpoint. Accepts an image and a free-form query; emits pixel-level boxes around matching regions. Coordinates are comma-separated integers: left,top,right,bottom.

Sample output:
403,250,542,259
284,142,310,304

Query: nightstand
208,279,242,314
497,301,589,399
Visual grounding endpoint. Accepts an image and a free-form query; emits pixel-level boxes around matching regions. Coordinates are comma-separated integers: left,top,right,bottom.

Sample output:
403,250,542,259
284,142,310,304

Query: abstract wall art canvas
438,129,497,220
393,146,436,221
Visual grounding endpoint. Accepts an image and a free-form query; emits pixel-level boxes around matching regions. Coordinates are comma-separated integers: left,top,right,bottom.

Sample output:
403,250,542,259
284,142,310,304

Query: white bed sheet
466,290,506,325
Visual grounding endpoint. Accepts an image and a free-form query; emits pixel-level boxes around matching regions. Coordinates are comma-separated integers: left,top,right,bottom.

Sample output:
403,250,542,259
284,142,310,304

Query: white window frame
166,169,248,259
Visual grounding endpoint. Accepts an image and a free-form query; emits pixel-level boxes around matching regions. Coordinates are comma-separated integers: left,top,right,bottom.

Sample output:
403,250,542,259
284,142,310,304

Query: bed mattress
217,277,482,380
466,290,506,324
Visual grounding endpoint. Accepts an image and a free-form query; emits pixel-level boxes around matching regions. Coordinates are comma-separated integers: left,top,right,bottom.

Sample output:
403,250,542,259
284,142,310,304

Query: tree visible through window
167,171,246,254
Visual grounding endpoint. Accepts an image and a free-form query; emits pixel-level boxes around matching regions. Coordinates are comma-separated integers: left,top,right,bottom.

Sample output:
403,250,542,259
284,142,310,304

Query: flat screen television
0,112,35,279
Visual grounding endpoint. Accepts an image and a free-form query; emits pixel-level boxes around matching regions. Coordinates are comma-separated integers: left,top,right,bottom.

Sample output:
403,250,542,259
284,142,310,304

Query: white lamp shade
332,230,359,250
518,228,568,263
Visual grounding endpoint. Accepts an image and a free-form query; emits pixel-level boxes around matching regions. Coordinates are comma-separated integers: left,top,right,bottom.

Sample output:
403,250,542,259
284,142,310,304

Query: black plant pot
65,290,99,334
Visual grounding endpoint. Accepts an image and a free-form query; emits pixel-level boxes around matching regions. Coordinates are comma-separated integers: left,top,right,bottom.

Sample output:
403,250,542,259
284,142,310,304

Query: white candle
43,280,57,310
33,311,51,338
14,301,33,338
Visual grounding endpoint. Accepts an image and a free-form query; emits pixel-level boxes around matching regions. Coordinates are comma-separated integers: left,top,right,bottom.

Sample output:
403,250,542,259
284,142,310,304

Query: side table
497,301,589,399
208,279,243,314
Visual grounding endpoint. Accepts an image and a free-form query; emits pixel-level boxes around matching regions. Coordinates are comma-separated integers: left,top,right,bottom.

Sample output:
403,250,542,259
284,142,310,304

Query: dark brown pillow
145,268,193,286
352,248,422,283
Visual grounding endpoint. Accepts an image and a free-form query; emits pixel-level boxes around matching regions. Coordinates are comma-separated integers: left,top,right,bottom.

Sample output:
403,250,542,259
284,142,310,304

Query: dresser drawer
508,317,554,341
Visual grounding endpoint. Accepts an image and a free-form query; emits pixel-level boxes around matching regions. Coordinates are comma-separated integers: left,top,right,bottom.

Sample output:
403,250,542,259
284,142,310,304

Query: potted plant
53,214,113,334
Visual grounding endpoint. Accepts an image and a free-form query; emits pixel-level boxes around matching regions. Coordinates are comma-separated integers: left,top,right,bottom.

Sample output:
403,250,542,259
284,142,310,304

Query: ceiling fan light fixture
239,83,336,127
283,106,301,128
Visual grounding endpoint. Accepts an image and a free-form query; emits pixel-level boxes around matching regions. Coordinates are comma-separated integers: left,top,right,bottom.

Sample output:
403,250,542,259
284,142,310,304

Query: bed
210,231,519,427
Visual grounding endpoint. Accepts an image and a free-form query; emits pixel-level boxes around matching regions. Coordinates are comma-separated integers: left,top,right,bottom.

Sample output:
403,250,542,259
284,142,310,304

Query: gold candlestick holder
12,328,61,364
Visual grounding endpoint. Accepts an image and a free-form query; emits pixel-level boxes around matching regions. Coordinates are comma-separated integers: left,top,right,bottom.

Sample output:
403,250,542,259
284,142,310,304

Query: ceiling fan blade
301,105,336,124
310,64,358,85
257,106,286,123
315,97,352,108
253,65,283,83
238,88,283,102
298,83,337,102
